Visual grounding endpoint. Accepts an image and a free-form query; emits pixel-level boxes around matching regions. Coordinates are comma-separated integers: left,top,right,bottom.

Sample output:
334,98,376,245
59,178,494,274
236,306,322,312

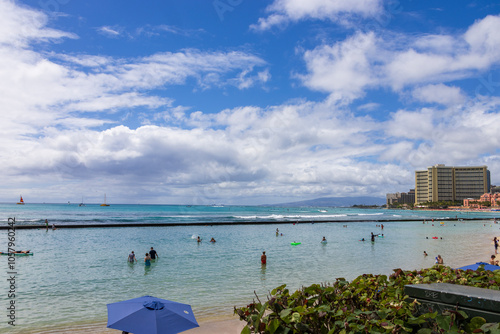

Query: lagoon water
0,204,499,333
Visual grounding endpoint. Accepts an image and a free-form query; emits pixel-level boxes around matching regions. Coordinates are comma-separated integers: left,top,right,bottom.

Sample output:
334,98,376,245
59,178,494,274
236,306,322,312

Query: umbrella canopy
458,262,500,271
107,296,199,334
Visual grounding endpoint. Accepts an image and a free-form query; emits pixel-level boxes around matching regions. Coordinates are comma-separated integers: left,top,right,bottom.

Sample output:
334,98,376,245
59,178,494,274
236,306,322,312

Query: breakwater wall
0,217,493,229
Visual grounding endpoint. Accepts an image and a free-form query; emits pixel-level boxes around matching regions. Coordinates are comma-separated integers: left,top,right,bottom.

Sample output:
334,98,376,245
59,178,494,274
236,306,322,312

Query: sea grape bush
235,265,500,333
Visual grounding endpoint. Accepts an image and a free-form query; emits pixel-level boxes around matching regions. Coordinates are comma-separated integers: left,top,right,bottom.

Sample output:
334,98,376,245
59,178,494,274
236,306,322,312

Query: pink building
463,193,500,208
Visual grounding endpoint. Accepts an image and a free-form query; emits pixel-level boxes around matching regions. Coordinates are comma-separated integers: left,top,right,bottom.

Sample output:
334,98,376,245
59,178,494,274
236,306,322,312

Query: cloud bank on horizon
1,0,500,205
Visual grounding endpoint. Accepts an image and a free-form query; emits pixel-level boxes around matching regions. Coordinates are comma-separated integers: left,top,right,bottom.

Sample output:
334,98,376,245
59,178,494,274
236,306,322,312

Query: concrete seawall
0,217,492,229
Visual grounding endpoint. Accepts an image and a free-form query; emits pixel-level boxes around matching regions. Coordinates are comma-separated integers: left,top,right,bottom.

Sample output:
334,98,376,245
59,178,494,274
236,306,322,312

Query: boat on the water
100,194,110,207
16,195,25,205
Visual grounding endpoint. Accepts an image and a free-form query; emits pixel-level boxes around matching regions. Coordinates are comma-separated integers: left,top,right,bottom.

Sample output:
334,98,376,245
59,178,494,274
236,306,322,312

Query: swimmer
321,236,327,243
210,237,216,243
261,251,267,265
197,236,202,243
423,251,428,256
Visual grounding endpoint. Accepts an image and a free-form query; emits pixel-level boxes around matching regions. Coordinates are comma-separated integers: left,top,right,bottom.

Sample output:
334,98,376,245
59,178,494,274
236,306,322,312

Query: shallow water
0,205,498,333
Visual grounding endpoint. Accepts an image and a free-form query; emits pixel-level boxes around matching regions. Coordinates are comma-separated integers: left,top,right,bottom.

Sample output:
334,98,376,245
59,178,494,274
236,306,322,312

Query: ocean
0,204,499,333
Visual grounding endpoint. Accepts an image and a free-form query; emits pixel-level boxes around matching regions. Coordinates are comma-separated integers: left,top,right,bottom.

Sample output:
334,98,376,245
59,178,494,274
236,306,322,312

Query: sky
1,0,500,205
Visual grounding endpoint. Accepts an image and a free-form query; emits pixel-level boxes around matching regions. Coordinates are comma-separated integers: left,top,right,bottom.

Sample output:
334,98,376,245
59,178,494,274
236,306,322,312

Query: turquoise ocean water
0,204,499,333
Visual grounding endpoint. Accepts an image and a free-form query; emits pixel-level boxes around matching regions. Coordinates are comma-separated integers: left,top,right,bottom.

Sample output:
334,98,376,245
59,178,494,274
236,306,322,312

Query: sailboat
100,194,110,207
17,196,25,205
79,196,85,207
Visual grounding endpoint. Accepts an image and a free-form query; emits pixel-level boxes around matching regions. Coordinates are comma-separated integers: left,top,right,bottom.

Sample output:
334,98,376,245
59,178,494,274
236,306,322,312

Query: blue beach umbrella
107,295,199,334
458,262,500,271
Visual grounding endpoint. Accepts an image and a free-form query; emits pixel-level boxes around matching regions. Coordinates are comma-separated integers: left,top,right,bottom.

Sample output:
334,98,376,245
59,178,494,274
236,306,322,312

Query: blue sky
1,0,500,205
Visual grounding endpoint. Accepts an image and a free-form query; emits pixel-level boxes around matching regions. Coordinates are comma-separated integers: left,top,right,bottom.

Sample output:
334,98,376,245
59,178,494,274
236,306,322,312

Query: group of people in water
128,247,159,266
128,236,219,266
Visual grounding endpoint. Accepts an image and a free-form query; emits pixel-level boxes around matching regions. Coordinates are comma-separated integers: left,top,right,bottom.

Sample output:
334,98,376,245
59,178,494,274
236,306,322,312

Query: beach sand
29,316,245,334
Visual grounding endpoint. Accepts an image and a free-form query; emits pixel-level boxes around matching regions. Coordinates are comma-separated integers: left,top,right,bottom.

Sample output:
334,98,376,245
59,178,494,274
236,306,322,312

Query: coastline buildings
463,193,500,208
415,164,490,204
386,189,415,206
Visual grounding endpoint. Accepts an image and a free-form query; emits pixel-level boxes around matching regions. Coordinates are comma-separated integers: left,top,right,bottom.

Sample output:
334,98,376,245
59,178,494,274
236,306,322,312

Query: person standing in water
149,247,159,260
128,251,137,263
261,251,267,265
144,253,151,266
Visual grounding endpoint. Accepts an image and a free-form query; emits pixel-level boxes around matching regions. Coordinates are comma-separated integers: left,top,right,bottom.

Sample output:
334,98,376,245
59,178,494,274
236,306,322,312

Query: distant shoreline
1,217,495,229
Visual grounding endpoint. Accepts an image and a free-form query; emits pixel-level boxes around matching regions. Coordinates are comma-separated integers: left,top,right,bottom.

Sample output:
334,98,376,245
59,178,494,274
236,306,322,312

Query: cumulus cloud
412,84,466,106
297,14,500,100
251,0,383,31
299,32,380,100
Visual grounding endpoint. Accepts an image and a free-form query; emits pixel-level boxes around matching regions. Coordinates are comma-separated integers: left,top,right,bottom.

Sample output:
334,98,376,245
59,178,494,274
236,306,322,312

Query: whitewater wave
233,214,348,220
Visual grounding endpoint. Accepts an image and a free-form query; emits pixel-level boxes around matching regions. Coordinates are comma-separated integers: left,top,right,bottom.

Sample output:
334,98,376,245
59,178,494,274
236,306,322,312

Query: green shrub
235,265,500,333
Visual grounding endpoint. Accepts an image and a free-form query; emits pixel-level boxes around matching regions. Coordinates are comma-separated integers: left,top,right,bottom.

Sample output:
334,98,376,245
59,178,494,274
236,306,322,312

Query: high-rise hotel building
415,164,490,204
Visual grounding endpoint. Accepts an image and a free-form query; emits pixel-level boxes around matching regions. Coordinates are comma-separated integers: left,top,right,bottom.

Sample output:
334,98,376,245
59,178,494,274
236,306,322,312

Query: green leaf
407,317,426,325
377,310,388,319
436,315,451,330
240,325,251,334
416,329,432,334
280,308,292,318
292,306,305,313
466,316,487,332
268,319,280,334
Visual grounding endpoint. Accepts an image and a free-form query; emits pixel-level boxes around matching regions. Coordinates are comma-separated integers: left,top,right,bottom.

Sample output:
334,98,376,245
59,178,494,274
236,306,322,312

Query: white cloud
0,0,76,47
298,15,500,99
357,102,380,112
299,32,380,100
97,26,122,37
385,108,434,140
412,84,466,106
1,1,500,204
136,25,206,38
251,0,383,31
0,4,269,138
386,15,500,89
